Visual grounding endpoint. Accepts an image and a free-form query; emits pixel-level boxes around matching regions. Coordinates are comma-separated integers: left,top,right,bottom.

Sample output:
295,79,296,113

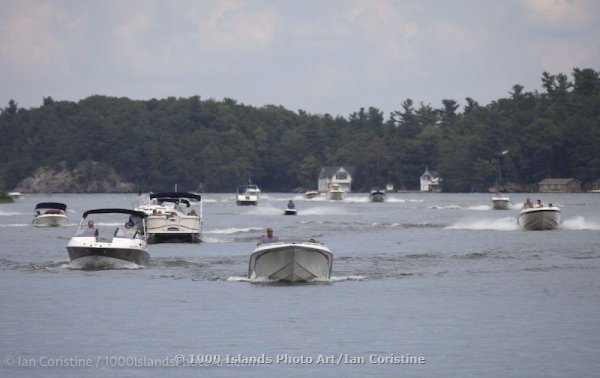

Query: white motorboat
369,188,386,202
518,206,561,230
135,192,202,243
327,184,345,200
32,202,68,226
67,209,149,268
248,240,333,282
8,191,21,200
492,192,511,210
304,190,319,199
236,184,260,205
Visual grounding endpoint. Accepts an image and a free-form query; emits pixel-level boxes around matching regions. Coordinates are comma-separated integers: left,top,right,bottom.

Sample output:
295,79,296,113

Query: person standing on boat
258,227,279,245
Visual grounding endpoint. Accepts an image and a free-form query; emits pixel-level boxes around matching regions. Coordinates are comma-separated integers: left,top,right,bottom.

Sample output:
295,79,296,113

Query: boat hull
370,193,386,202
284,209,297,215
67,237,150,267
492,197,511,210
145,216,201,244
32,214,68,227
248,242,333,282
518,207,561,230
327,191,344,200
304,191,319,199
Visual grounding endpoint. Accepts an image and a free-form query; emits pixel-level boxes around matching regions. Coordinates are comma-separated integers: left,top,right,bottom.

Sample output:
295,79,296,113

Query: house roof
319,166,355,178
538,178,581,185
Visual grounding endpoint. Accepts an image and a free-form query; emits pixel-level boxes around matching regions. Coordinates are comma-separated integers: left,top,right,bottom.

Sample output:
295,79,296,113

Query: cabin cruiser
369,188,386,202
492,193,511,210
248,240,333,282
135,192,202,243
32,202,68,226
518,205,561,230
327,184,345,200
67,209,149,268
236,184,260,205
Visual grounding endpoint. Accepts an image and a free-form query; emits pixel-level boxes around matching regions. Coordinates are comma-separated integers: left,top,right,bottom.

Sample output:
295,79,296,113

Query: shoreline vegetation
1,68,599,193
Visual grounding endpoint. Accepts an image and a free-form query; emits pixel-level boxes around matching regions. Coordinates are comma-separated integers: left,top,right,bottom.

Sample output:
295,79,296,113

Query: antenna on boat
174,184,178,192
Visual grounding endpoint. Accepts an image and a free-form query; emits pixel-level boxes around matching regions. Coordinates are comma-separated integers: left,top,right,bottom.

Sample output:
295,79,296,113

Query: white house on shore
420,168,442,192
318,166,354,193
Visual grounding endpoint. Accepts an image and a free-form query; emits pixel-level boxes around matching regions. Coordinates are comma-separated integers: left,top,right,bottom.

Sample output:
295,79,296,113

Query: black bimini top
149,192,201,201
82,208,147,219
34,202,67,211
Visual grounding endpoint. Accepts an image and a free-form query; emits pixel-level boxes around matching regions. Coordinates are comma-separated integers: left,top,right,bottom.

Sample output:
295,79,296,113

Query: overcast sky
1,0,599,117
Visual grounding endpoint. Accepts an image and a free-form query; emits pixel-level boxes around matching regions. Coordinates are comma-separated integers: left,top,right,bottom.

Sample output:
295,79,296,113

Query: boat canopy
149,192,201,201
82,208,148,219
34,202,67,211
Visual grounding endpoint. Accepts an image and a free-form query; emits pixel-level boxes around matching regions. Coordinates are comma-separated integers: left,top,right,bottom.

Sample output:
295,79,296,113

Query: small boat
327,184,345,200
67,209,150,268
518,206,561,230
7,191,21,200
236,184,260,205
32,202,68,226
369,188,386,202
304,190,319,199
284,200,297,215
492,193,511,210
248,240,333,282
135,192,202,243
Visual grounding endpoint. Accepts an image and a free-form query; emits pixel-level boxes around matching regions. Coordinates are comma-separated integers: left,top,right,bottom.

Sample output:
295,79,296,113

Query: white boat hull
518,207,561,230
370,192,386,202
284,208,297,215
145,215,201,243
492,197,511,210
236,194,258,205
67,236,150,267
249,242,333,282
32,214,68,227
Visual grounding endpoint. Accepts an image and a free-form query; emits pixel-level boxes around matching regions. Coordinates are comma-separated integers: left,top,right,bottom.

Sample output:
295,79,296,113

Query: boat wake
560,216,600,230
446,217,520,231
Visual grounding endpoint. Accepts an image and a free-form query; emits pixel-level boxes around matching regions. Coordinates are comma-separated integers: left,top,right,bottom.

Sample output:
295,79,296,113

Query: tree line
1,68,599,193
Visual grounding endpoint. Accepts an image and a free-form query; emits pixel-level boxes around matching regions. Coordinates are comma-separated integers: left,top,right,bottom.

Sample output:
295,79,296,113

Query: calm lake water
1,192,599,377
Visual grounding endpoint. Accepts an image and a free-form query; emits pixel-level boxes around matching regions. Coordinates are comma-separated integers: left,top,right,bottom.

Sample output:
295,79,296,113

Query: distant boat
369,188,386,202
32,202,68,227
236,184,260,205
304,190,319,199
248,240,333,282
284,200,297,215
492,193,511,210
518,206,561,230
7,191,21,200
327,184,344,200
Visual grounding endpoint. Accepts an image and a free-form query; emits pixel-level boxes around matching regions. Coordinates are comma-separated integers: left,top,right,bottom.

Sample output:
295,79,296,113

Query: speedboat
248,240,333,282
8,191,21,200
67,209,149,268
369,188,386,202
236,184,260,205
518,206,561,230
327,184,345,200
492,193,511,210
135,192,202,243
32,202,68,226
304,190,319,199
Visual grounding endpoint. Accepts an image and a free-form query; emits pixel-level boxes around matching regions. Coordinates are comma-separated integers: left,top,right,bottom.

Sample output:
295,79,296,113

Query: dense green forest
1,68,599,193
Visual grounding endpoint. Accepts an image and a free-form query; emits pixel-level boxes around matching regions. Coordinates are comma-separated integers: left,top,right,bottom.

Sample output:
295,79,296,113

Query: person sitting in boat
119,222,135,238
258,227,279,245
80,220,99,238
188,209,197,216
287,200,295,209
523,198,533,208
536,199,544,208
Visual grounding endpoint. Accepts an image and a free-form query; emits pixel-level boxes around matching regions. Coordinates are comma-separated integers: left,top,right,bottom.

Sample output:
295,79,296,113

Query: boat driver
258,227,279,245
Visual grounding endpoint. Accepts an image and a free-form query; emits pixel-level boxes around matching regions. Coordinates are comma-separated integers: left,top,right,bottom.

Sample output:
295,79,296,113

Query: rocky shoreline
15,161,136,193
